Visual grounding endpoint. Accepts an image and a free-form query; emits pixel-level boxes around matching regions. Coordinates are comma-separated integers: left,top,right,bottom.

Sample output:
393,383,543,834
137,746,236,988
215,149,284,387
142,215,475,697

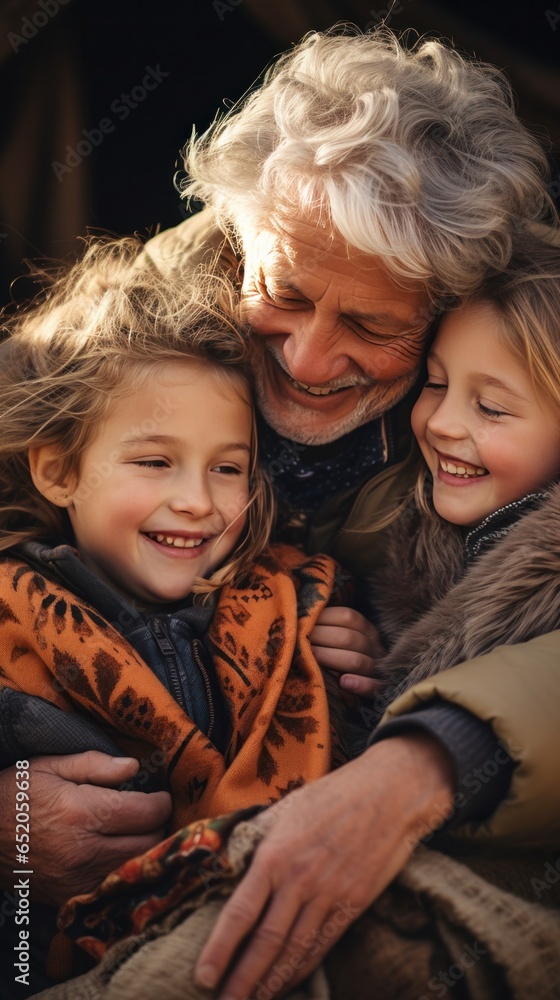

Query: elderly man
1,27,558,999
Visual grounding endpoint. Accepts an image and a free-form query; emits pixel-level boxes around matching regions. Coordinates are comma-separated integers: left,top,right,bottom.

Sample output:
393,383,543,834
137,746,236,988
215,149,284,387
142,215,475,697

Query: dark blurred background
1,0,559,305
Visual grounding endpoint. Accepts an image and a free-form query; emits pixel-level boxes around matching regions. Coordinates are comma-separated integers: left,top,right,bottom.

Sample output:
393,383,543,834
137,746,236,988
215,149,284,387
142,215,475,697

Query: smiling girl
0,240,272,605
312,236,560,709
0,237,351,831
411,291,560,530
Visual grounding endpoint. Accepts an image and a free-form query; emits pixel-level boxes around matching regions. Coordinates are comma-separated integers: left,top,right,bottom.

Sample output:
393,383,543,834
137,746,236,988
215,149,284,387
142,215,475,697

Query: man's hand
0,751,172,905
310,606,384,697
195,732,455,1000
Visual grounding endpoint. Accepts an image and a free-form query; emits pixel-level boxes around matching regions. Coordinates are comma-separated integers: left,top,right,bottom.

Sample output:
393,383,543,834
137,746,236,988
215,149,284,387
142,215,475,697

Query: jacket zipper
192,639,215,742
148,618,186,711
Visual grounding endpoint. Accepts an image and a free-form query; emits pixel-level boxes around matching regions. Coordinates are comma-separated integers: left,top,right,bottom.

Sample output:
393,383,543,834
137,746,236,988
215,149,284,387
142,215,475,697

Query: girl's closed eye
477,400,510,419
133,458,170,468
424,379,447,390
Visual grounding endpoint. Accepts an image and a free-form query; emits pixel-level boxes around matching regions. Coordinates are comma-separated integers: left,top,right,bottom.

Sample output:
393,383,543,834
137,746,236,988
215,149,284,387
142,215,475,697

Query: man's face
240,219,431,444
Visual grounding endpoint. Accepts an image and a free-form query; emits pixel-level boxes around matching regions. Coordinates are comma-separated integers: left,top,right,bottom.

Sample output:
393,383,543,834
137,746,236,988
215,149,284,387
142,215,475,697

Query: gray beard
255,369,418,445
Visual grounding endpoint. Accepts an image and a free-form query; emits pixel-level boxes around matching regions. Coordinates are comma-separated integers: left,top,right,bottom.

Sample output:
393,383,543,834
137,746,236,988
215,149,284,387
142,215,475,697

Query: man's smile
265,345,372,397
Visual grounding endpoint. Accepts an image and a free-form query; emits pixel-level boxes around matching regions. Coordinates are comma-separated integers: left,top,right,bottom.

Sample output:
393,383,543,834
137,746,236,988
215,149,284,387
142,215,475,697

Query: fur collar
370,484,560,700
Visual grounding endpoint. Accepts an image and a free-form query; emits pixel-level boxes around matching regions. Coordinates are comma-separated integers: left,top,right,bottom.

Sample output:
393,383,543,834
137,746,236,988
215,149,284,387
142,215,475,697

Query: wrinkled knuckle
256,922,286,949
222,895,257,924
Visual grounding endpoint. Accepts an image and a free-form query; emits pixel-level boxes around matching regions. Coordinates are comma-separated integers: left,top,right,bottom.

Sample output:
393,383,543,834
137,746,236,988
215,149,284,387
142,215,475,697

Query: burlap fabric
33,820,560,1000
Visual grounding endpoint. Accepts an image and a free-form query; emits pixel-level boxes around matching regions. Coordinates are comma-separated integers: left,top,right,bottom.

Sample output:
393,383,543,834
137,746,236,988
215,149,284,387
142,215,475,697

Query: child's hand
310,606,384,697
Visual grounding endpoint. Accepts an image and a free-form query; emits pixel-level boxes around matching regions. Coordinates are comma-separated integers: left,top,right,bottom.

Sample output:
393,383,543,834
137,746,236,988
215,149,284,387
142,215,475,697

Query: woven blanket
34,814,560,1000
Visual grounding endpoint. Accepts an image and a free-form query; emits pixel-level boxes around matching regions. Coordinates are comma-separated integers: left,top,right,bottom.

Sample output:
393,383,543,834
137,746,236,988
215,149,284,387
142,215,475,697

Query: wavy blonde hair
0,237,275,596
182,26,554,299
413,232,560,517
478,236,560,411
347,232,560,535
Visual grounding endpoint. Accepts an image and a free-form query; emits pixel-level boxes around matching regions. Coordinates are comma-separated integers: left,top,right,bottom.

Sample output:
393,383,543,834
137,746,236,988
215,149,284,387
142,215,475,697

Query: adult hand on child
310,606,385,697
0,751,172,905
195,732,455,999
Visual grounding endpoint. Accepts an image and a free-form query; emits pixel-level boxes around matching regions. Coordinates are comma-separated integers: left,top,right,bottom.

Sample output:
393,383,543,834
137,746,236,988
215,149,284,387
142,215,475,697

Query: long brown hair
0,236,275,596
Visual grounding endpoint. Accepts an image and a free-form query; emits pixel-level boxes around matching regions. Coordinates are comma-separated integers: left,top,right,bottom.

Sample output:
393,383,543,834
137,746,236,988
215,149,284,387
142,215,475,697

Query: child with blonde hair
312,237,560,731
0,237,363,992
0,237,348,831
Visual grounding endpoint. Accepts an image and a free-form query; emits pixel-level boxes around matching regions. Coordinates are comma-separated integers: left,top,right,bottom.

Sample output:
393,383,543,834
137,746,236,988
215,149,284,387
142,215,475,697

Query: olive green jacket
145,212,560,848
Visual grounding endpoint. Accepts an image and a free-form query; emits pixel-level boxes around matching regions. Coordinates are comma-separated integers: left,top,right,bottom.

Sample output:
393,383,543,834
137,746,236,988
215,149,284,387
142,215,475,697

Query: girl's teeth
150,534,204,548
440,459,486,478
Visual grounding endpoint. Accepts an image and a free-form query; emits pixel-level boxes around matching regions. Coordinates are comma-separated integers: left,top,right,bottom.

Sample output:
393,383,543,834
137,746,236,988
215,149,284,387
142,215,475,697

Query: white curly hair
182,27,555,298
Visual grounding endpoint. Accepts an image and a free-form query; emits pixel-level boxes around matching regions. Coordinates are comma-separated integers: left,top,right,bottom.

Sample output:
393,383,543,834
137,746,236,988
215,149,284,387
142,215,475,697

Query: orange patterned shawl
0,543,344,828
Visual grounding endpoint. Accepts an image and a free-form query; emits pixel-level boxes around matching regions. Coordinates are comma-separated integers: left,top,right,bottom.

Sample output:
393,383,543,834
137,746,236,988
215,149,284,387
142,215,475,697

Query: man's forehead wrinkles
268,231,357,271
263,251,392,298
257,227,431,330
266,238,423,287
